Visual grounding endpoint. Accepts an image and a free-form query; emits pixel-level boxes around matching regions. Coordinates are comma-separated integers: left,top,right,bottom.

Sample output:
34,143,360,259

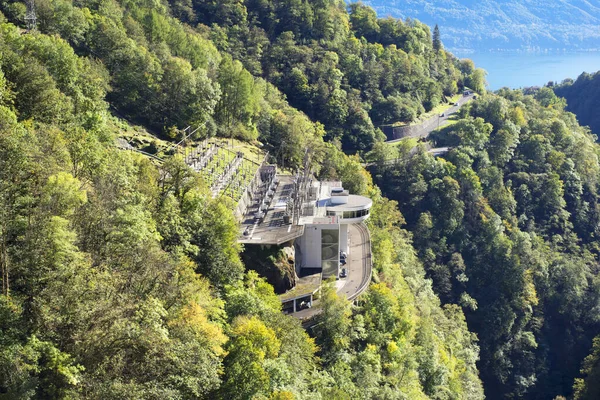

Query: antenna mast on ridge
25,0,37,32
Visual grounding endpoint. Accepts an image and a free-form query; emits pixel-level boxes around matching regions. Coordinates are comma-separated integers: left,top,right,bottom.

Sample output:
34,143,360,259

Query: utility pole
25,0,37,32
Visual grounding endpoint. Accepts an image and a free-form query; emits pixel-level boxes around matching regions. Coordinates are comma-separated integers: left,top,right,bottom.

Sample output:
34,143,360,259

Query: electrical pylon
25,0,37,32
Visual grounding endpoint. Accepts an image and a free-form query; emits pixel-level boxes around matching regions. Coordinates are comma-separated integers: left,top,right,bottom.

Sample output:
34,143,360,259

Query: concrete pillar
339,224,349,256
300,226,321,269
293,299,297,313
337,223,341,277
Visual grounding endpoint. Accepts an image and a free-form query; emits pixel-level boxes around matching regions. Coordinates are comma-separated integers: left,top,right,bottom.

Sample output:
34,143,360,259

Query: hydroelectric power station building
295,185,372,278
238,165,373,314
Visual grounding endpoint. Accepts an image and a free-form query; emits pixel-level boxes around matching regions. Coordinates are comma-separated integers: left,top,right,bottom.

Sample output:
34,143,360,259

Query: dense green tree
215,55,260,138
554,71,600,135
348,2,380,42
466,68,487,94
432,24,442,51
372,88,600,399
4,1,599,399
314,283,353,363
573,336,600,400
222,316,282,400
157,56,219,131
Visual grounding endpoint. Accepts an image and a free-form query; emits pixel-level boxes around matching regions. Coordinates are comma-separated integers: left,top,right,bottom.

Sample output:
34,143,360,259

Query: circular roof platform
326,194,372,211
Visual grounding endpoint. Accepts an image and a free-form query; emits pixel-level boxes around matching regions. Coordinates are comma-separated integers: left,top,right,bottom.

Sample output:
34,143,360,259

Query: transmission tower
25,0,37,32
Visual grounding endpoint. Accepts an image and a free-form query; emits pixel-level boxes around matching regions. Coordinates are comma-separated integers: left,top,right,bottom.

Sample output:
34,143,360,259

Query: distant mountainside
356,0,600,52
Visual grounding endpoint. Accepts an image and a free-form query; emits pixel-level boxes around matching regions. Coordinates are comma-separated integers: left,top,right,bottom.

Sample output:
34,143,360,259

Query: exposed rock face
241,242,296,293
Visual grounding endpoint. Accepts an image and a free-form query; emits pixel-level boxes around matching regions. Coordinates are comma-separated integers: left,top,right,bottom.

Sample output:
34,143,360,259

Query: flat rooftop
326,194,373,211
238,177,373,243
279,273,322,302
298,181,372,224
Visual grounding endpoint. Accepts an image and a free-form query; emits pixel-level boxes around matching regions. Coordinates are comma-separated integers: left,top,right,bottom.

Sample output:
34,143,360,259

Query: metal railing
274,226,305,245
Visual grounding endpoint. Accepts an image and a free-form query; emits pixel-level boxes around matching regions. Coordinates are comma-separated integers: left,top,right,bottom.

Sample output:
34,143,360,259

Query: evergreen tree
433,24,442,51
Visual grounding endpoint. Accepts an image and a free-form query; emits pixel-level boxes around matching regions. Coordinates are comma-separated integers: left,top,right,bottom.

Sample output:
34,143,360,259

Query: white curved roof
326,195,372,211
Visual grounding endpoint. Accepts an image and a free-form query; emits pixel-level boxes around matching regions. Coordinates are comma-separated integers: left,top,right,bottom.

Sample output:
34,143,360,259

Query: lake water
453,52,600,90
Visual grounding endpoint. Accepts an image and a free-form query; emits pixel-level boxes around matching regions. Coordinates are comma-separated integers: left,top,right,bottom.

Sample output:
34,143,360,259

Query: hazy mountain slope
357,0,600,51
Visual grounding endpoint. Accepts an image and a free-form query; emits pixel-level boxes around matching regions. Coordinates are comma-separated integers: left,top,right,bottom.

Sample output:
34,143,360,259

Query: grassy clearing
386,94,463,128
362,137,419,163
427,115,462,148
111,116,173,155
387,137,418,148
279,281,321,302
113,115,266,162
209,137,265,164
432,114,460,134
409,94,462,126
114,119,266,202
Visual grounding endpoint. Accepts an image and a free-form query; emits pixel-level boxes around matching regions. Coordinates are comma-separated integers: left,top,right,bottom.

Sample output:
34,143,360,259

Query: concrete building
296,183,372,279
238,167,373,315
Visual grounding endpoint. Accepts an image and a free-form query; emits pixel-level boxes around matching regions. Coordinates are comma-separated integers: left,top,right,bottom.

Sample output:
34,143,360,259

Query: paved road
428,146,451,156
363,144,452,168
290,223,373,324
386,94,476,144
337,223,371,301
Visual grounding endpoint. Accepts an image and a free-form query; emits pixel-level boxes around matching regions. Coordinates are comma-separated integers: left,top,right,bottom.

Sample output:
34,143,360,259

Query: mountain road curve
385,93,475,143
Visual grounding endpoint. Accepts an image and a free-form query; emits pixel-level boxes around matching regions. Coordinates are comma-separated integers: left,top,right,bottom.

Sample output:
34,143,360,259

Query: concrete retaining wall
382,124,422,141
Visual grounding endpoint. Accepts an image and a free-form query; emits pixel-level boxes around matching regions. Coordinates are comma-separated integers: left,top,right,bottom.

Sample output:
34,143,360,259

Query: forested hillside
554,72,600,137
0,0,486,397
371,87,600,399
1,0,600,398
359,0,600,52
166,0,485,152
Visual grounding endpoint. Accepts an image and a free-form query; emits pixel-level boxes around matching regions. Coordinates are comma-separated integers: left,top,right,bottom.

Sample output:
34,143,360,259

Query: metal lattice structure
290,149,312,225
25,0,37,32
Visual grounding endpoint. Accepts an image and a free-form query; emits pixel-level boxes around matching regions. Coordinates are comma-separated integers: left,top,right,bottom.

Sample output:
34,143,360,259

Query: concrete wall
297,225,320,269
339,224,349,255
297,223,339,270
382,115,442,141
382,124,420,141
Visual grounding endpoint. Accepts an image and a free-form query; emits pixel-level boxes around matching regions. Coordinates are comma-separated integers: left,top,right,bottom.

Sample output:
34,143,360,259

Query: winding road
386,93,476,143
338,223,372,301
291,222,373,324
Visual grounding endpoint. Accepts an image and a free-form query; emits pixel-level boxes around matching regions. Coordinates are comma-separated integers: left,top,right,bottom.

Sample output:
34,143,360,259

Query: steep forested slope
554,71,600,136
573,336,600,400
2,0,600,398
1,0,486,155
372,87,600,399
359,0,600,51
162,0,485,151
0,0,486,398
